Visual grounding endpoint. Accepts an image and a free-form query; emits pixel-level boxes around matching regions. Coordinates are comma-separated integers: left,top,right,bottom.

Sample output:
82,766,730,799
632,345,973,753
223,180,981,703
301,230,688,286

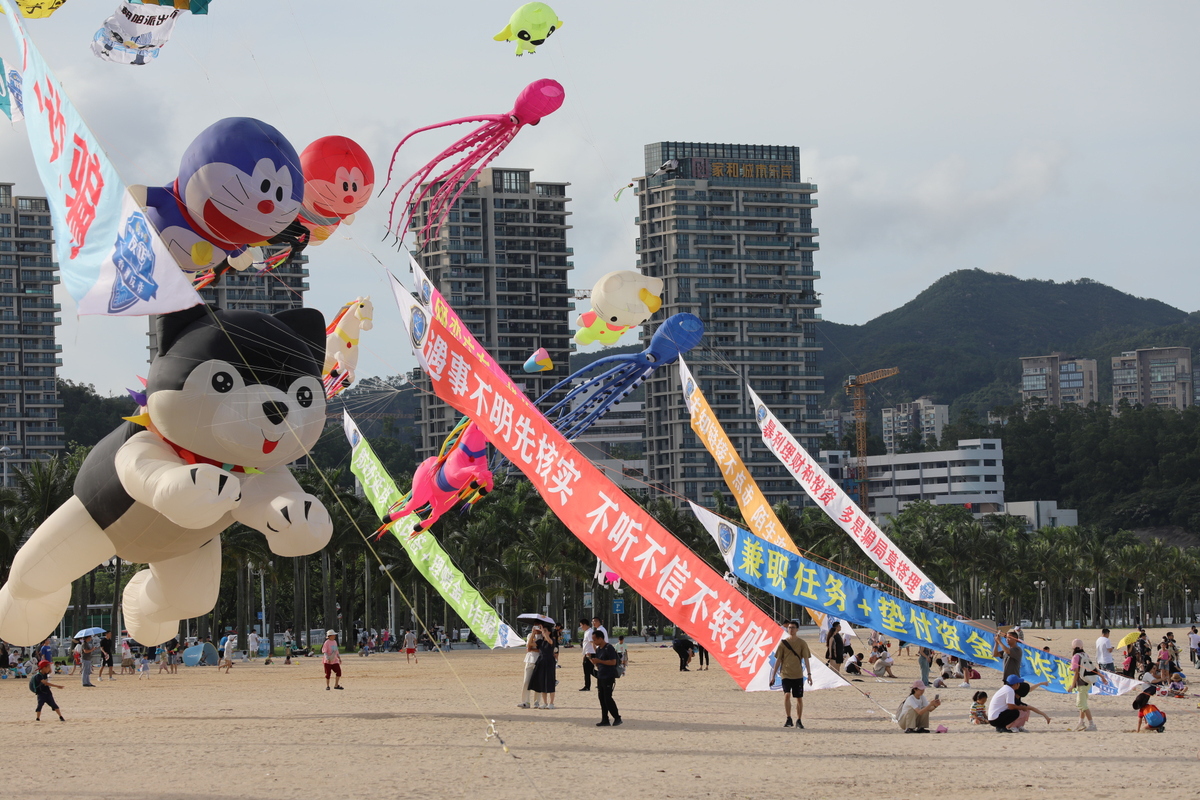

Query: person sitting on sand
1167,673,1188,698
869,644,896,678
969,691,988,724
897,681,941,733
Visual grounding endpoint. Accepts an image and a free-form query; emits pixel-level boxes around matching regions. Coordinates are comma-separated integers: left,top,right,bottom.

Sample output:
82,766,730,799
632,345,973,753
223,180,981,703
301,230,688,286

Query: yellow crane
844,367,899,512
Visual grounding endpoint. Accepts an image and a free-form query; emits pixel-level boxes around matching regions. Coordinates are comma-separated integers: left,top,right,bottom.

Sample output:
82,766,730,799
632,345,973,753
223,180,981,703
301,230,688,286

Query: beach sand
2,627,1195,798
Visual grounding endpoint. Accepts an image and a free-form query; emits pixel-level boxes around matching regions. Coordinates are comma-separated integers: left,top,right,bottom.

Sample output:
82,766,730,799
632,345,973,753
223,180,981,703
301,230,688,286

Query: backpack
28,673,39,694
1076,653,1098,684
1143,708,1166,729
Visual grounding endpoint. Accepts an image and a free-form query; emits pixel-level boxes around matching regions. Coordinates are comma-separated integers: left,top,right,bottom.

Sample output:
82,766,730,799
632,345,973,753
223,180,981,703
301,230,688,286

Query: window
1150,365,1177,383
1112,368,1137,384
1022,375,1047,391
494,171,530,194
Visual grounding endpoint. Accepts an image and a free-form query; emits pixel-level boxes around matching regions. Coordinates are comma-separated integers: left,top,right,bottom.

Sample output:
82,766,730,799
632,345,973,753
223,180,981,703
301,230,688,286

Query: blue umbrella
73,627,106,638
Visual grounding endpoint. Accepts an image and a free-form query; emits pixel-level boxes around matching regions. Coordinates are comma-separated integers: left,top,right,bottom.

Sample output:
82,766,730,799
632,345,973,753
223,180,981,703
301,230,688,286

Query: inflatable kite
574,270,664,346
0,0,70,18
270,135,374,256
494,2,562,56
379,419,492,535
383,79,565,251
322,296,373,399
523,347,552,373
91,2,181,65
130,117,302,278
0,305,332,647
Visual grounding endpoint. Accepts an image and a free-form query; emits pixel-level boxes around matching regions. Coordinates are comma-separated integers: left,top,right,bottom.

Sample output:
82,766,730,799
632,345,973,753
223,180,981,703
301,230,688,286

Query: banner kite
747,388,952,604
92,2,182,66
2,0,202,316
391,269,846,692
693,503,1142,697
0,56,16,121
344,412,523,649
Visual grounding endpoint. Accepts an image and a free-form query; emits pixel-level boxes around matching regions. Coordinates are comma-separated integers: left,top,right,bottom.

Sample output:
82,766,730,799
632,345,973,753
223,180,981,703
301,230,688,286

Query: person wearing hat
897,681,941,733
321,630,343,690
986,674,1028,732
1069,638,1099,732
31,660,65,721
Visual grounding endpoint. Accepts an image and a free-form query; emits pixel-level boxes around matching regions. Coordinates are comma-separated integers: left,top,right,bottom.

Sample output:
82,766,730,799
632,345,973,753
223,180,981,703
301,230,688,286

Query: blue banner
691,503,1140,697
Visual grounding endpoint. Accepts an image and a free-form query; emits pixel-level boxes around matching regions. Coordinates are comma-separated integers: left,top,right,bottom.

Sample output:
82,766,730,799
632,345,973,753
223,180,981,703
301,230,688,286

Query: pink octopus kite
383,78,565,250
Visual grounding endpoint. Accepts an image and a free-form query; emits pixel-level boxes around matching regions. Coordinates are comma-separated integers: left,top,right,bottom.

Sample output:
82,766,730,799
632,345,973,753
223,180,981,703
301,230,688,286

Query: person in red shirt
321,630,343,691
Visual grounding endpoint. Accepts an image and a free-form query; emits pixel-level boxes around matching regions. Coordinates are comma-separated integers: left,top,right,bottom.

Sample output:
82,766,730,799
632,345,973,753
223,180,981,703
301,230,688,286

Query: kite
383,78,565,251
614,159,678,202
574,270,664,346
131,0,210,12
322,296,373,399
378,419,493,535
0,305,332,647
523,347,552,373
534,313,703,442
0,0,70,18
494,2,562,56
131,117,302,278
92,2,181,65
270,135,374,255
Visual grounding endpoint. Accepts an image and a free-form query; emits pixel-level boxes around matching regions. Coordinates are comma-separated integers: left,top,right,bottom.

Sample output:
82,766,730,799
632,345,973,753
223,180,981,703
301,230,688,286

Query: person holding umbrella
80,636,96,687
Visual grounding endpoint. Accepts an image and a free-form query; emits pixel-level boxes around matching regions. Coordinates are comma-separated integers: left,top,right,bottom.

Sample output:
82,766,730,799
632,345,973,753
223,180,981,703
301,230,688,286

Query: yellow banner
678,357,800,554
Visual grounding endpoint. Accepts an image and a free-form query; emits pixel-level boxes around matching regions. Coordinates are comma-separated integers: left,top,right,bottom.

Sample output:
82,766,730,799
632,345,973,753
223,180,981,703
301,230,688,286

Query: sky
0,1,1196,395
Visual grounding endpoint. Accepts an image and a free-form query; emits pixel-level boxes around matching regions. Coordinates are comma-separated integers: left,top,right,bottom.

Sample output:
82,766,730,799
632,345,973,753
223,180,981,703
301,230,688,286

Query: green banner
343,411,523,649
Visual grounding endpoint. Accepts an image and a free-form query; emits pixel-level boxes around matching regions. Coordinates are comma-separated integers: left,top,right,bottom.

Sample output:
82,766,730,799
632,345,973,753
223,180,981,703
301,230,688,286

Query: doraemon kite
0,305,333,647
131,117,302,276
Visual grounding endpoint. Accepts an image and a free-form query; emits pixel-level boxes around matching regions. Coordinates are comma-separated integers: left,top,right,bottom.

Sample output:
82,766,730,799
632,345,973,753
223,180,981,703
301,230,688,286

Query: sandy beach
2,627,1195,799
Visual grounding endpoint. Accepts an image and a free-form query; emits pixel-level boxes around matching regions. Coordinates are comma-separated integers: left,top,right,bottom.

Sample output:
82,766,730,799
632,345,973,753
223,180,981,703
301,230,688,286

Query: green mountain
817,269,1194,417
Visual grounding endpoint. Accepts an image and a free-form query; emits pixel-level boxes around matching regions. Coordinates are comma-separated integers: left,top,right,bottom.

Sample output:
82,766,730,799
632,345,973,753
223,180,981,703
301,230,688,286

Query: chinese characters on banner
392,272,816,692
1,0,201,316
746,387,953,604
678,357,802,556
693,502,1141,697
343,412,523,649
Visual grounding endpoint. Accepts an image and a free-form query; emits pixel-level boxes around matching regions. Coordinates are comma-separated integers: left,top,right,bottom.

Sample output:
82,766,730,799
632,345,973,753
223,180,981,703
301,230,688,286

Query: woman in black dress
825,621,845,672
529,627,558,709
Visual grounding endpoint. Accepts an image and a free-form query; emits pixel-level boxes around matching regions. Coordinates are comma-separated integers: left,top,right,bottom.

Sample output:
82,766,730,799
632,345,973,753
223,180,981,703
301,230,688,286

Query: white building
1004,500,1078,531
822,438,1004,517
881,397,949,454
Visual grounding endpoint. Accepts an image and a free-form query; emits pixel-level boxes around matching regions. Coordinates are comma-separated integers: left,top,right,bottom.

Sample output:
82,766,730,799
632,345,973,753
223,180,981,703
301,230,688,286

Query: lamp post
0,444,13,488
1084,586,1096,627
1186,587,1192,625
379,564,396,638
1137,584,1145,626
1033,580,1047,627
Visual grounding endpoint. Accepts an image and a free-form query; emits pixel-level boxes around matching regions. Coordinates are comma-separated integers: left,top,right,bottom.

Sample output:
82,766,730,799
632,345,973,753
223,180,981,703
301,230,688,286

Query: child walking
31,660,65,721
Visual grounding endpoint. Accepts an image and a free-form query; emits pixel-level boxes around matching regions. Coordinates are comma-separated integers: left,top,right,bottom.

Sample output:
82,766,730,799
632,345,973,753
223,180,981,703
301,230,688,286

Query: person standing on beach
1188,626,1200,667
993,629,1023,683
221,632,237,674
31,660,65,721
588,630,622,727
768,620,812,729
580,618,598,689
403,629,418,664
1095,628,1115,672
322,630,343,690
246,630,259,661
97,631,114,681
80,637,96,687
1069,638,1098,731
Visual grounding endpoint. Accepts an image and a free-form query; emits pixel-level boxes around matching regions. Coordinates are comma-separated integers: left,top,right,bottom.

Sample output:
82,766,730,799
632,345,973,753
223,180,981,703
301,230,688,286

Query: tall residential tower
0,183,64,484
634,142,821,508
412,168,575,460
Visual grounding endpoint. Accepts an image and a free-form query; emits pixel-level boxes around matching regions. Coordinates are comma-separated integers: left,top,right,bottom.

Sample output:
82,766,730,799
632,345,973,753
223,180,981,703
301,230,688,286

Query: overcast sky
0,1,1196,395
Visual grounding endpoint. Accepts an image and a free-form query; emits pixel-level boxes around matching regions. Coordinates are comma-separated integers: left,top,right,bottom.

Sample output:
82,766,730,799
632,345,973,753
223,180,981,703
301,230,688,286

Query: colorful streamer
344,411,523,649
692,503,1142,697
747,387,953,603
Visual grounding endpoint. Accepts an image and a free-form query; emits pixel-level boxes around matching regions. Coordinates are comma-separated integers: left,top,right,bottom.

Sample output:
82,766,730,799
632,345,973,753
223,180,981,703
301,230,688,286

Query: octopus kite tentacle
383,79,565,251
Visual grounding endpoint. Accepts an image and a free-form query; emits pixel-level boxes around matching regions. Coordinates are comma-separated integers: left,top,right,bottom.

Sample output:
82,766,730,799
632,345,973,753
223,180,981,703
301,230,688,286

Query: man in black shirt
98,631,115,681
588,631,622,727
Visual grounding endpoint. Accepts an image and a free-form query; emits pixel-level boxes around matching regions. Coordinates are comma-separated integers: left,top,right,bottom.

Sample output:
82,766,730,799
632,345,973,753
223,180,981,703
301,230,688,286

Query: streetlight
0,444,14,488
1084,586,1096,627
379,563,396,637
1033,580,1047,627
1137,584,1145,626
1186,587,1192,625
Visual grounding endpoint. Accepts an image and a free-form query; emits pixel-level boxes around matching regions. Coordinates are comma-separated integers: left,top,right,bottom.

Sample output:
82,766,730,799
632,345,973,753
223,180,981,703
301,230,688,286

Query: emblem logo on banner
108,211,159,313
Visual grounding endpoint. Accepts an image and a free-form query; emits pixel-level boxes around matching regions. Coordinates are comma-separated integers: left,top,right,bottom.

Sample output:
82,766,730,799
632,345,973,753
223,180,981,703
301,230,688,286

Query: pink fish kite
383,79,565,251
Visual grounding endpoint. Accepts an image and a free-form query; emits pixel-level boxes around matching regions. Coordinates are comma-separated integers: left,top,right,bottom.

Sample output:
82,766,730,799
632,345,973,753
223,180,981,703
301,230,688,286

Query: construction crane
844,367,899,512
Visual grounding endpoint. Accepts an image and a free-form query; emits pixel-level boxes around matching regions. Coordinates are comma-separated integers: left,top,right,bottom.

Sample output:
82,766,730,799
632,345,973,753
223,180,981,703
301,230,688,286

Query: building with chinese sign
412,168,575,461
633,142,821,509
0,182,65,484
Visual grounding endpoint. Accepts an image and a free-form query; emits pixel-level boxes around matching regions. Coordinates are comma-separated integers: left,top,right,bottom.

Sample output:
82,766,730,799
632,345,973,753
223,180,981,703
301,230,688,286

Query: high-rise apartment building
0,183,64,485
413,168,575,460
1111,347,1193,412
1019,354,1098,407
881,397,949,454
634,142,821,508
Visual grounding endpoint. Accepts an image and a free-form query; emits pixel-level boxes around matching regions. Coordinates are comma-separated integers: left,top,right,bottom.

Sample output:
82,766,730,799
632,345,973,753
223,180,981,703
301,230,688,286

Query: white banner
747,388,953,604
